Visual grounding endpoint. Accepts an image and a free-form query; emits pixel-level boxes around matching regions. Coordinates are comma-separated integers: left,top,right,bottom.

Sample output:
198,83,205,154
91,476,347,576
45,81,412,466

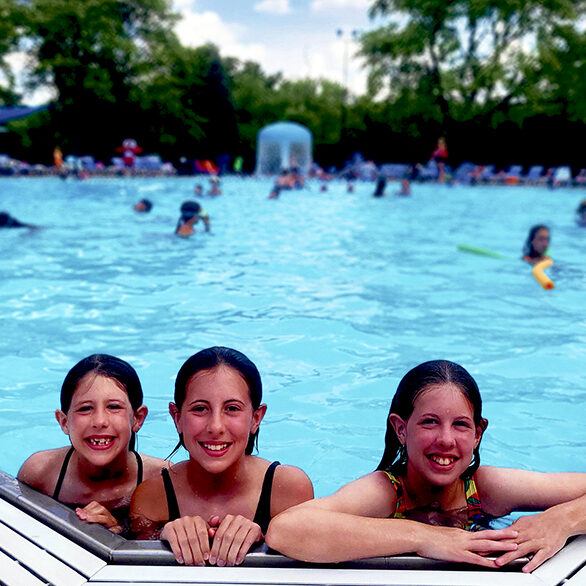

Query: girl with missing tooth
18,354,168,536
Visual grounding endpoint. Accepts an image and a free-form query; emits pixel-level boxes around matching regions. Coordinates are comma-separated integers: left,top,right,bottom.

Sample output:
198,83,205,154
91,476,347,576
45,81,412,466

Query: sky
17,0,380,106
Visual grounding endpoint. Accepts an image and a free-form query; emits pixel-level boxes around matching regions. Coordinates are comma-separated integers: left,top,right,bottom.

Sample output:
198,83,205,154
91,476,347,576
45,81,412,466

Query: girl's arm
477,467,586,572
265,471,518,566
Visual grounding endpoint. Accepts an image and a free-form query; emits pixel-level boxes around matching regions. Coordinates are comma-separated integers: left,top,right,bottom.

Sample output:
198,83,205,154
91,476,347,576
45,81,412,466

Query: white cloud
310,0,369,12
174,9,266,63
253,0,292,14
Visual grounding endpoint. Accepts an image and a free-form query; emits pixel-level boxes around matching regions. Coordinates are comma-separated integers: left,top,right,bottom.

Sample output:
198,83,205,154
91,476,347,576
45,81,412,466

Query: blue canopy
0,105,48,124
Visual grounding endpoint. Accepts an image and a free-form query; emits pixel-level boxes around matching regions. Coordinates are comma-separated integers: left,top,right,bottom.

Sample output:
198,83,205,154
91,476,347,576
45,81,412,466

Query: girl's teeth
204,443,229,451
89,438,112,445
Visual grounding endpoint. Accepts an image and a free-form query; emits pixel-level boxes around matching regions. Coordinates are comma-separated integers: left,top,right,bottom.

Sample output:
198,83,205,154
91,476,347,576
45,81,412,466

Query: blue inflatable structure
255,121,312,176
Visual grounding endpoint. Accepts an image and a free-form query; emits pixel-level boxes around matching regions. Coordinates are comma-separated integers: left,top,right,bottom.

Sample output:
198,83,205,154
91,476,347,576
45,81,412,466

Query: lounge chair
453,162,476,184
523,165,544,185
504,165,523,185
553,166,573,186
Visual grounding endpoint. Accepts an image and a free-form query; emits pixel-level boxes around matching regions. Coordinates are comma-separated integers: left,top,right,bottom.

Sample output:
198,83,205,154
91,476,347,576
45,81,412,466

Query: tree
22,0,178,158
360,0,585,127
0,0,26,105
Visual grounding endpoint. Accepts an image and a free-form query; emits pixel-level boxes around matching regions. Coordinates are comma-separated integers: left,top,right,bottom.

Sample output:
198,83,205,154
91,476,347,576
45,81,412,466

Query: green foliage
362,0,586,127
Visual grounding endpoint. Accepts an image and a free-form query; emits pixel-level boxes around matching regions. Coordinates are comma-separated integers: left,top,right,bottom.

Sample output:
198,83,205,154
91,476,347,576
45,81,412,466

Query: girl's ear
389,413,407,444
169,402,181,433
474,417,488,447
55,409,69,435
250,404,267,434
132,405,148,433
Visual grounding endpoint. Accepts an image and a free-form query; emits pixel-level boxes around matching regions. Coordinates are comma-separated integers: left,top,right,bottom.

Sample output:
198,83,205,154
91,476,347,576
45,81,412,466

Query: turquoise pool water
1,176,584,497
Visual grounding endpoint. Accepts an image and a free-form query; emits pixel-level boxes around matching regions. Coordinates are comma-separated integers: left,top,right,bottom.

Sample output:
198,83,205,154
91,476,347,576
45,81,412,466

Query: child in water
267,360,586,572
130,346,313,566
175,201,210,236
522,225,551,264
18,354,168,536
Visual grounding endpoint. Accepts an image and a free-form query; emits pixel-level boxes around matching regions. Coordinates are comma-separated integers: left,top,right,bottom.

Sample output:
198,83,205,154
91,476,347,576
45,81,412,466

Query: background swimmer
522,225,551,264
134,199,153,213
0,211,36,229
176,200,210,236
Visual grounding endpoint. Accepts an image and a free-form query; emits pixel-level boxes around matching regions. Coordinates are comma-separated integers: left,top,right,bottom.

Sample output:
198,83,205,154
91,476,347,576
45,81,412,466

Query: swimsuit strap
464,475,487,531
52,446,75,500
162,467,181,521
133,451,143,486
383,471,406,517
253,461,280,534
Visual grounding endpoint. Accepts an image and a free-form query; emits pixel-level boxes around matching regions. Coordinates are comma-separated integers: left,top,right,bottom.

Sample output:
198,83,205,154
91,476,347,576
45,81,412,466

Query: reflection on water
0,177,585,495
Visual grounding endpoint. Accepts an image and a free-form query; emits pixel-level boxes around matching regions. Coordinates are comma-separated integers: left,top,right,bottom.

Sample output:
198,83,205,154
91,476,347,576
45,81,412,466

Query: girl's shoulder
18,446,70,491
137,453,171,479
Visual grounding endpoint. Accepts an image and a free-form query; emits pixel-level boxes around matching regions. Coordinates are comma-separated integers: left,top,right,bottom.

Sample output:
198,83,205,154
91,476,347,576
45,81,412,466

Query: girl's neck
76,450,133,484
186,456,250,496
402,466,464,511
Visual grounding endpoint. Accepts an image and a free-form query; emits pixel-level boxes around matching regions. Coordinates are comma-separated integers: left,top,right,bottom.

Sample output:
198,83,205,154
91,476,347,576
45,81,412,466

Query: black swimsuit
52,446,144,500
161,461,280,534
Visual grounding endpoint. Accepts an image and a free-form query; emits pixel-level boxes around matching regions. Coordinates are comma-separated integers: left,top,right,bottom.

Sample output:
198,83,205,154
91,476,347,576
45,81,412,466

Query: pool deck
1,470,585,586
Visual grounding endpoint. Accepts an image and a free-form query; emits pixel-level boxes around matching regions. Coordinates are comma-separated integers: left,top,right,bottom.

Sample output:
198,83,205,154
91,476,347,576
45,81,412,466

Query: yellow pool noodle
532,258,554,289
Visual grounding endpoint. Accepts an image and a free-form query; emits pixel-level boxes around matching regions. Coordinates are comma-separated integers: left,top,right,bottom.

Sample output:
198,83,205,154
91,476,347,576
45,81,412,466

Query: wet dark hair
180,200,201,219
169,346,263,458
176,200,202,231
523,224,549,258
60,354,144,450
138,198,152,212
376,360,487,480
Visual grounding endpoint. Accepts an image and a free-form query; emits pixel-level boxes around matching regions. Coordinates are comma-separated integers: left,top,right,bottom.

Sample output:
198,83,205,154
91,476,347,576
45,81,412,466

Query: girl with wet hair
130,346,313,567
18,354,168,536
267,360,586,573
522,224,551,264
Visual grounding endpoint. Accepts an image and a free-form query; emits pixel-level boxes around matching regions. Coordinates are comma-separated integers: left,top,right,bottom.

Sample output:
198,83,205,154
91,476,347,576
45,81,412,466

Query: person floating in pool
522,225,551,264
133,198,152,213
208,176,222,196
373,174,387,197
130,346,314,566
268,170,295,199
0,211,36,229
396,178,411,196
176,200,210,236
18,354,168,537
266,360,586,573
194,184,203,197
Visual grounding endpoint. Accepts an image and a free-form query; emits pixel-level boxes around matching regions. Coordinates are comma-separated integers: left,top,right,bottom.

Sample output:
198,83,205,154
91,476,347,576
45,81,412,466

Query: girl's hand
418,526,519,568
76,501,123,534
495,511,568,573
161,516,211,566
208,514,263,566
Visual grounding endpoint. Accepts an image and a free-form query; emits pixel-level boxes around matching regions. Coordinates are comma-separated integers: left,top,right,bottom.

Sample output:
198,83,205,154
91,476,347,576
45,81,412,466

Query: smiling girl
18,354,168,536
130,346,313,566
266,360,586,572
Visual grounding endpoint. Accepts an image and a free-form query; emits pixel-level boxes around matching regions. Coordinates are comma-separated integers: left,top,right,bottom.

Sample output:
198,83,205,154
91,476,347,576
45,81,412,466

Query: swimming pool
0,176,584,497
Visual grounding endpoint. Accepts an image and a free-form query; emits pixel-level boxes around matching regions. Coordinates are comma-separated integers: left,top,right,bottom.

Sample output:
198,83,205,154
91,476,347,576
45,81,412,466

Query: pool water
0,176,585,497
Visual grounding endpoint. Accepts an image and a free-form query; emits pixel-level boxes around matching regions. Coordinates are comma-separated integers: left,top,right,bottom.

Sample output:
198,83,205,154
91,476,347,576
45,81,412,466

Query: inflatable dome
255,122,313,175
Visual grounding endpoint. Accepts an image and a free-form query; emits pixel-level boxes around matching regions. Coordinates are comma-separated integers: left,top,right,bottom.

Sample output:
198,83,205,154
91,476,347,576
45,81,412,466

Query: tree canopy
2,0,585,170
